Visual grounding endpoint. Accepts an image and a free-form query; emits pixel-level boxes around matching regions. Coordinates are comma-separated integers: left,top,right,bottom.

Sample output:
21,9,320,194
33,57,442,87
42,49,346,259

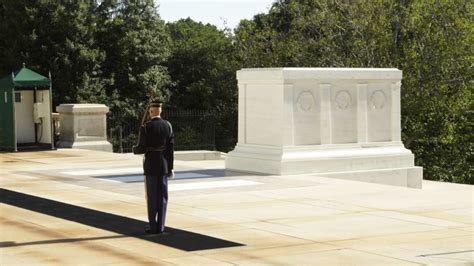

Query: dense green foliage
166,19,239,151
95,0,171,117
0,0,471,183
0,0,107,105
0,0,170,117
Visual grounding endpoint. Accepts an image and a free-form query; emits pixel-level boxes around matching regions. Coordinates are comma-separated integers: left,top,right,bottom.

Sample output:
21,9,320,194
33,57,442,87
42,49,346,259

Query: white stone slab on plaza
226,68,423,188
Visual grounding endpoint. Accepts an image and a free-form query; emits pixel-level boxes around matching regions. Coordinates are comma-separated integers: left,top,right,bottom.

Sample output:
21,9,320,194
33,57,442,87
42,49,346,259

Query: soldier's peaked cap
149,100,163,107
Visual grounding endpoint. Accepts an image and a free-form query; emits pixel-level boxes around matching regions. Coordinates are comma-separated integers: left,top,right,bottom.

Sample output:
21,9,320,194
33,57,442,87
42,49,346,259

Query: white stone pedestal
56,104,112,152
225,68,423,188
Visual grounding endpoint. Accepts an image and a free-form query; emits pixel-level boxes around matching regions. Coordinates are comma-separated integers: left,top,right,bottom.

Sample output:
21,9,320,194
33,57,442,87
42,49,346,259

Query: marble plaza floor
0,149,473,265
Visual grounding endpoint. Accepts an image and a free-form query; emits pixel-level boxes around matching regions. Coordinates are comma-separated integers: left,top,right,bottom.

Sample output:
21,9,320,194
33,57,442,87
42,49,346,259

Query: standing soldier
133,101,175,234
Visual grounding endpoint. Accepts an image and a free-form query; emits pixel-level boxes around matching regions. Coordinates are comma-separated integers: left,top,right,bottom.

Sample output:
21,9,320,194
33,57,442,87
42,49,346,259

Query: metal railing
107,109,216,153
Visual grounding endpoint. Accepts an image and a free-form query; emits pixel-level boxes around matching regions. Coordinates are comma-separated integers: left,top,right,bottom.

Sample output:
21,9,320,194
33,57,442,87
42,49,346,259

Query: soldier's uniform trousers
145,175,168,232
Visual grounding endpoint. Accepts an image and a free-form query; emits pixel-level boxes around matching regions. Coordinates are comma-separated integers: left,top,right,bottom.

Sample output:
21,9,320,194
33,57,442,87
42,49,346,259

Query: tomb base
226,143,422,188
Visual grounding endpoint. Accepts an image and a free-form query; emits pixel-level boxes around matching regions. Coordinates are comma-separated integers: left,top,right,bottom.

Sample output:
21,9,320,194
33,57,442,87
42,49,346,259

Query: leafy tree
235,0,353,67
166,18,239,151
0,0,108,107
96,0,171,116
394,0,473,183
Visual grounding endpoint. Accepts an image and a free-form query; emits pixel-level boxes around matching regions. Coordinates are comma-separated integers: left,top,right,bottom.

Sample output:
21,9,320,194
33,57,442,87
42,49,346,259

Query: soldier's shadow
0,188,244,251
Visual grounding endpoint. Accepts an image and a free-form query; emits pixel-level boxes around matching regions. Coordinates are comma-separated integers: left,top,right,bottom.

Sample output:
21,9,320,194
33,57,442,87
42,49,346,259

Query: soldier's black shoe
157,230,170,236
145,227,158,234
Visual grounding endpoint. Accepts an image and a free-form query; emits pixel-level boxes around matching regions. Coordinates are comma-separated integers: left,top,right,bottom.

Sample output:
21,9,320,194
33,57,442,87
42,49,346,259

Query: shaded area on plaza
0,188,244,252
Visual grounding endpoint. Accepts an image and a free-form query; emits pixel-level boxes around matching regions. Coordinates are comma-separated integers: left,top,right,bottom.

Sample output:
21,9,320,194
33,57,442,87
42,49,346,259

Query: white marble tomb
225,68,423,188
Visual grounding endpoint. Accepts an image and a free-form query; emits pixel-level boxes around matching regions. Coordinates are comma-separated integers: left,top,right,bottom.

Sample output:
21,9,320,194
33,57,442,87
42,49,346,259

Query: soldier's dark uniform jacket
133,117,174,176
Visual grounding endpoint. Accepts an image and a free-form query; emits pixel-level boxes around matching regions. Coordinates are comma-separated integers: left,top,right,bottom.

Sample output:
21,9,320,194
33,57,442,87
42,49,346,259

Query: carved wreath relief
335,90,352,110
370,90,386,110
296,91,315,113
